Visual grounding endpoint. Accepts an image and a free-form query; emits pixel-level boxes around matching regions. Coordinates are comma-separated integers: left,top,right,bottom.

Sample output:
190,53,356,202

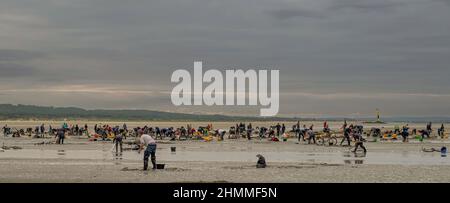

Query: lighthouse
376,108,380,122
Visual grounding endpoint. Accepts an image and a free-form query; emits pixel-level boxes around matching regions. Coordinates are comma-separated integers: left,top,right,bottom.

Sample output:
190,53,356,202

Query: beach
1,120,449,183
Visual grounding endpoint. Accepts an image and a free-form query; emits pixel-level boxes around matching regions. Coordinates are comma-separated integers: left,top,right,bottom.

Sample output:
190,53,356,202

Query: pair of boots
144,157,156,170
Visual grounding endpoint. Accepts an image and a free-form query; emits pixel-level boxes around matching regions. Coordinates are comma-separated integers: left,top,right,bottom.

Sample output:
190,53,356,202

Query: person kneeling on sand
256,154,266,168
138,130,157,170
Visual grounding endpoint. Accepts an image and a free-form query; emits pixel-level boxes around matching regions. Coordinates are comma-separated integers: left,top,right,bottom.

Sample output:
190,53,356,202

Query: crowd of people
2,121,447,143
2,121,448,170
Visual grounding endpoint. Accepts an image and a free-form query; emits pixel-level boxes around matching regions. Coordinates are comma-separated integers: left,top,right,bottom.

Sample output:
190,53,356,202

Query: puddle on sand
344,160,364,165
57,150,65,156
113,153,123,165
0,149,449,165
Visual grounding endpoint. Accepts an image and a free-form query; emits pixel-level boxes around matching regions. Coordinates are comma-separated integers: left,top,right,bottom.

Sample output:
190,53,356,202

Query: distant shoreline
1,104,450,123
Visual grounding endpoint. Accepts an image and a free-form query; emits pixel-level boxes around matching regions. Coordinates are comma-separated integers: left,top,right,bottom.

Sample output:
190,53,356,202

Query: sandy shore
1,134,450,183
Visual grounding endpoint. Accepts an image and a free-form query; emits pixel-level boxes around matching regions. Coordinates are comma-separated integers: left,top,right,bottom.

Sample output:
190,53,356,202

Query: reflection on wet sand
0,148,447,165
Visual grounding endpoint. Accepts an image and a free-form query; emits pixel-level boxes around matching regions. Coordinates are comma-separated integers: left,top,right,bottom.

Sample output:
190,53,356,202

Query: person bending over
138,130,157,170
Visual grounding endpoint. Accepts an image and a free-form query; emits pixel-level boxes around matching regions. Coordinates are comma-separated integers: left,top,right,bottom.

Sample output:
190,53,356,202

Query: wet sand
1,133,450,183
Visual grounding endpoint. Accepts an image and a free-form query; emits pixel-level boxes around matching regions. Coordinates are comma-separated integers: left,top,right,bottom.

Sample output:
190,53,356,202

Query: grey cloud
330,0,406,11
434,0,450,6
0,49,44,61
0,63,36,77
268,8,324,20
0,0,449,116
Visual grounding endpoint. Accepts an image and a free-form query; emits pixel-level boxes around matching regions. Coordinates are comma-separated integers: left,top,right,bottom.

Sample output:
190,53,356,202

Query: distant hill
2,104,447,122
0,104,296,121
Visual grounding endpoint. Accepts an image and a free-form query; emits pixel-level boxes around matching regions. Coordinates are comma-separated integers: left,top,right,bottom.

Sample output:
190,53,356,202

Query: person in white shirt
216,129,226,140
138,130,157,170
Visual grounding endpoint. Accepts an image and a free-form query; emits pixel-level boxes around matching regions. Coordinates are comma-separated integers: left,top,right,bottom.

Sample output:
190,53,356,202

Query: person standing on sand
342,120,347,130
295,121,300,137
438,124,445,138
340,126,352,146
40,124,45,138
427,122,432,135
48,125,53,136
123,123,127,132
247,125,253,140
56,128,65,144
276,123,281,137
84,124,88,136
401,125,409,142
307,128,316,144
114,129,124,154
138,130,157,170
3,124,9,137
300,125,307,141
323,121,330,133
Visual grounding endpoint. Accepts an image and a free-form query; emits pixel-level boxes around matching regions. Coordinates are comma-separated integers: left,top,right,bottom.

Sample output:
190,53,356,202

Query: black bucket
171,147,176,152
156,164,165,169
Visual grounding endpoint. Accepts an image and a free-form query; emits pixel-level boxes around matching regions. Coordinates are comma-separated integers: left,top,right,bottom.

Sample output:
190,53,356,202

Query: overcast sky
1,0,450,117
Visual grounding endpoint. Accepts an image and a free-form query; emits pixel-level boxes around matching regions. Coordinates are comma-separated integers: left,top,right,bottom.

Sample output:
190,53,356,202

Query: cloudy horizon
1,0,450,117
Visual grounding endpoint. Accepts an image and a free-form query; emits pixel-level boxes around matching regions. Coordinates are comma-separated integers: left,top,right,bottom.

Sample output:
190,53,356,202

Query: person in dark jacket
352,132,367,153
56,128,65,144
256,154,266,168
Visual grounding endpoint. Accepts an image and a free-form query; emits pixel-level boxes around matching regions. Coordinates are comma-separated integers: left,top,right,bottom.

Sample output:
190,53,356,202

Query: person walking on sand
298,125,307,142
138,130,157,170
352,131,367,153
